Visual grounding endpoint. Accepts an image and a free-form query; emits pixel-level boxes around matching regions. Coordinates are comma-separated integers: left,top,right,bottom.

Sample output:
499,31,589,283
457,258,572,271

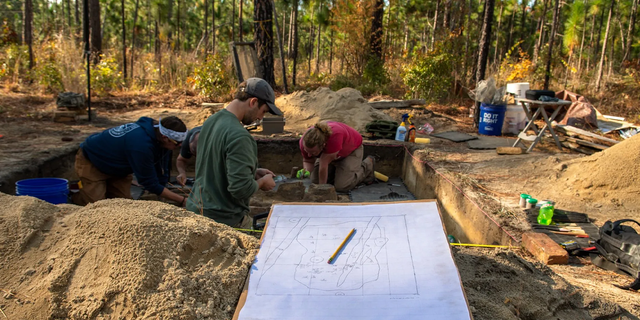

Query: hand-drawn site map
256,215,418,296
237,202,472,320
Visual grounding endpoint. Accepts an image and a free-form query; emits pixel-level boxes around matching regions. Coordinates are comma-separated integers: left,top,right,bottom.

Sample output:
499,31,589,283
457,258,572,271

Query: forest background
2,0,640,122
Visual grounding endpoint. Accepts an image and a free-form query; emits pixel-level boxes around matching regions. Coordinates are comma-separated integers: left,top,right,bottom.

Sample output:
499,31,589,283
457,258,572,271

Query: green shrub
91,56,123,96
402,45,455,102
188,54,233,98
0,44,29,83
35,43,64,93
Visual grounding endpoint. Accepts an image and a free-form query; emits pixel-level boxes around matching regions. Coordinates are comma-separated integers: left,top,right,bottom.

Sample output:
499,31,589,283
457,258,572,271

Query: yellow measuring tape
450,243,520,249
234,228,263,233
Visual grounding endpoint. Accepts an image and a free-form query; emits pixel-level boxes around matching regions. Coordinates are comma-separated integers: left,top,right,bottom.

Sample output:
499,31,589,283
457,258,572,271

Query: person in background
73,116,189,206
187,78,281,228
299,121,374,192
175,126,202,186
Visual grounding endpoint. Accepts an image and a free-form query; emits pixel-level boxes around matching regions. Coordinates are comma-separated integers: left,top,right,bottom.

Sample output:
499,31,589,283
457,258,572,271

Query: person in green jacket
186,78,281,228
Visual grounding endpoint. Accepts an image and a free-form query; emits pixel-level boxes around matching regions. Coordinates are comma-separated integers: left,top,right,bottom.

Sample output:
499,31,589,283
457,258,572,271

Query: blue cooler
478,103,507,136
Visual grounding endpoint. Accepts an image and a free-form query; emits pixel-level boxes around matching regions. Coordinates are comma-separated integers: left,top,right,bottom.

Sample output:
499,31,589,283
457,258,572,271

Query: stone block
303,184,338,202
522,232,568,265
275,181,306,201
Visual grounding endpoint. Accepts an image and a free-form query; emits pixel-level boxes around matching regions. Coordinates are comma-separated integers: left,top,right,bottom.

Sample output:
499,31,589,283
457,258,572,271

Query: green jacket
186,109,258,226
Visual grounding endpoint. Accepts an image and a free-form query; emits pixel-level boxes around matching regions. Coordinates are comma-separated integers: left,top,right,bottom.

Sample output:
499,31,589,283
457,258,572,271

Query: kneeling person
73,116,189,206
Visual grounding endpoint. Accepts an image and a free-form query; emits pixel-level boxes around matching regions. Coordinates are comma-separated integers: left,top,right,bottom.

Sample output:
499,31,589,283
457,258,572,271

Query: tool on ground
327,228,356,264
374,171,389,182
549,230,589,237
449,243,520,249
560,240,580,251
414,137,430,144
296,168,310,179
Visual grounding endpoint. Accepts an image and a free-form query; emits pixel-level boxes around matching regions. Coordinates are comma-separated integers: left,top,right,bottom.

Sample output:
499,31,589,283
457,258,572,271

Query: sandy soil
0,195,259,319
1,89,639,319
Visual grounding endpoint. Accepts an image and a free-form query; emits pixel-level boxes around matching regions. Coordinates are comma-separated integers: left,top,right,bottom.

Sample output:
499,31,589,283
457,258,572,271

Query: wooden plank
554,125,619,146
561,141,595,155
560,137,608,150
496,147,524,155
522,232,569,265
368,99,426,109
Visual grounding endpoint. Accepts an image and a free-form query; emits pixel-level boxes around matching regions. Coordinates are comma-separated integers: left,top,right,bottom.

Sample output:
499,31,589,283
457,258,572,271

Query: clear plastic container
526,198,538,210
519,194,531,208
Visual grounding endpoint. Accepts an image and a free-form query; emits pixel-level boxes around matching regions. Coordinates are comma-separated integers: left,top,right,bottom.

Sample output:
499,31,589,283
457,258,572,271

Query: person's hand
258,174,276,191
176,173,187,186
255,168,275,179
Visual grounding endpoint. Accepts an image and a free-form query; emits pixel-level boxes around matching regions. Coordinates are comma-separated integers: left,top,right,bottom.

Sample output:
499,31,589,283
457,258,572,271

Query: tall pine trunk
370,0,384,60
577,1,588,78
239,0,243,42
315,26,321,74
493,4,504,66
474,0,495,127
130,0,140,78
292,0,299,86
533,0,548,64
204,0,209,55
89,0,102,63
595,0,615,91
212,0,216,53
122,0,127,79
254,0,274,85
24,0,34,70
431,0,440,49
623,0,638,62
543,0,560,90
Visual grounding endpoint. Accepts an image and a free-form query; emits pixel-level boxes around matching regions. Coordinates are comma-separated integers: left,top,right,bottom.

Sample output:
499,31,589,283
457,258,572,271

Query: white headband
155,118,188,142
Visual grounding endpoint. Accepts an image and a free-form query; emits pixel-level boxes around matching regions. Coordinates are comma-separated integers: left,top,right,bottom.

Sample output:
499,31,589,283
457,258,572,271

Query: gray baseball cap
242,78,283,116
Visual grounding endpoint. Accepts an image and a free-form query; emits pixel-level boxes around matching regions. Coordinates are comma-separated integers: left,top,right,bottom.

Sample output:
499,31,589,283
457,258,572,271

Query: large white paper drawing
238,202,472,320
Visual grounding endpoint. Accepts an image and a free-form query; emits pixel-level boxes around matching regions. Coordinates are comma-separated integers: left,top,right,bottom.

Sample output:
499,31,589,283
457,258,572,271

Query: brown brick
522,232,568,265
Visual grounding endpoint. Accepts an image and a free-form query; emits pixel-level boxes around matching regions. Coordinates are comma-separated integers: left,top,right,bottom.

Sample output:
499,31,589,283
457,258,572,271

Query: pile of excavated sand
184,103,226,129
275,87,393,133
530,133,640,221
0,194,258,320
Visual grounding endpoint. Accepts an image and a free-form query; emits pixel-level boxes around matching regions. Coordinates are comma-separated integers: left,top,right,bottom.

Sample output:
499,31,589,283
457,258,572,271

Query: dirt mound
184,103,226,129
529,133,640,222
454,247,634,319
275,87,392,133
0,194,258,320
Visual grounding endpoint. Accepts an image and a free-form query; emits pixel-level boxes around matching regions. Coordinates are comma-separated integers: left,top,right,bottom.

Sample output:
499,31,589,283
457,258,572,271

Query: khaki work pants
72,148,133,205
311,145,373,192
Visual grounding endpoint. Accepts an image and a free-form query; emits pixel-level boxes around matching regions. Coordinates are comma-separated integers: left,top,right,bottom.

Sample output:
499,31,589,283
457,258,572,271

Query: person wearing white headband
72,116,189,206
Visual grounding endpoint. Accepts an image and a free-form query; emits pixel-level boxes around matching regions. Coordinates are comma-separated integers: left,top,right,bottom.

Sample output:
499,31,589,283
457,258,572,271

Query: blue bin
16,178,69,204
478,103,507,136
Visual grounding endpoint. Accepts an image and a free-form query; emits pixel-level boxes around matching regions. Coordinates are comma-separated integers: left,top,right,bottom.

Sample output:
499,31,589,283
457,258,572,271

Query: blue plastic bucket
15,178,69,204
478,103,507,136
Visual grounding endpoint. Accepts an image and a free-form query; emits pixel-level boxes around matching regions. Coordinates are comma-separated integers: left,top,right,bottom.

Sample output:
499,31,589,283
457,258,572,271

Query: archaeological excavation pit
1,137,514,247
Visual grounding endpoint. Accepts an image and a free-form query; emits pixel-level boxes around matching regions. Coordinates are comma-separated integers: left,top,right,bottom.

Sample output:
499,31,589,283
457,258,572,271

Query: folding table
512,97,572,152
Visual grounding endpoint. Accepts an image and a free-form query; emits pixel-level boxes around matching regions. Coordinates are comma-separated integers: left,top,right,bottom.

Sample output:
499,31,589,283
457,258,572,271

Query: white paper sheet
238,201,472,320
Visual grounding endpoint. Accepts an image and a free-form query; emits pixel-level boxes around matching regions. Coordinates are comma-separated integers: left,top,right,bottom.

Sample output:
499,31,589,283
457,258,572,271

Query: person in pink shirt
299,121,374,192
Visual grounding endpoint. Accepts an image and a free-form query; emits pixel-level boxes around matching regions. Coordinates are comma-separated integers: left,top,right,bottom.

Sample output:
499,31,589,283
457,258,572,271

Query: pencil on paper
327,228,356,264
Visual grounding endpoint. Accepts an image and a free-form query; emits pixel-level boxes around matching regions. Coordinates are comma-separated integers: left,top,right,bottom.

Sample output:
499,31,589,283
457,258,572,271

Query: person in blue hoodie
72,116,189,206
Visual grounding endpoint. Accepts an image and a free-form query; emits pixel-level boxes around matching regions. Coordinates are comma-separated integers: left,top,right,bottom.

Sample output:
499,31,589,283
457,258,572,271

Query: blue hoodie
80,117,171,195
